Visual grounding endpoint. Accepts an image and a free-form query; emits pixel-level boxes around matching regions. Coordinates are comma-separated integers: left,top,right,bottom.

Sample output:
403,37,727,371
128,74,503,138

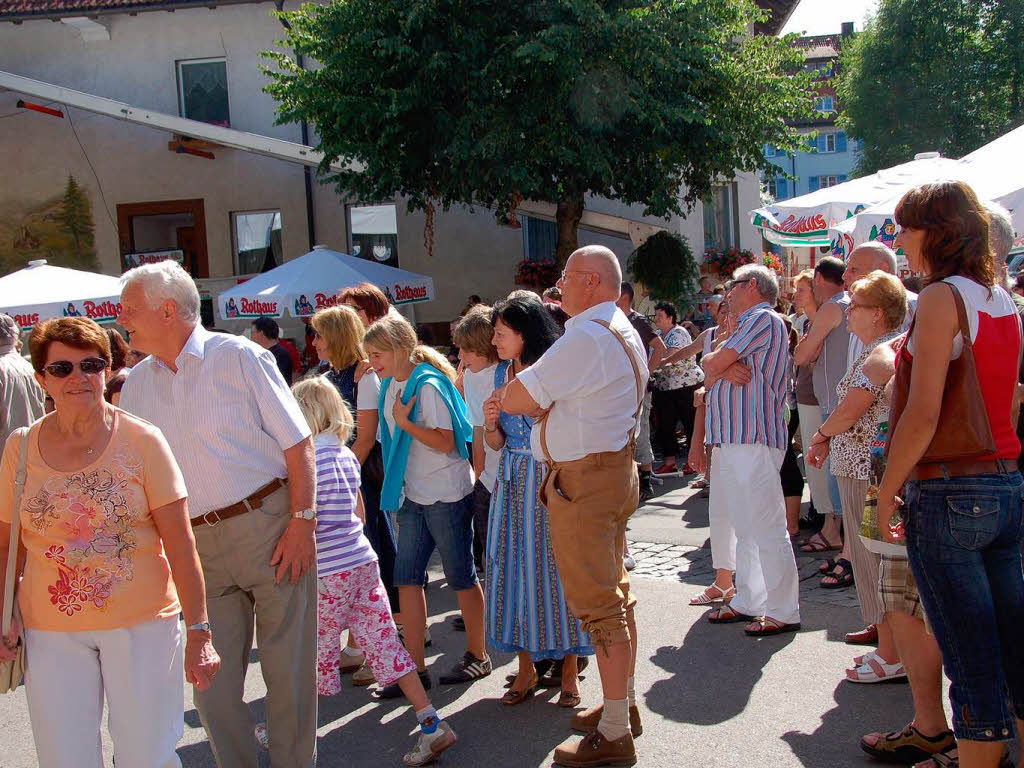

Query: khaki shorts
540,444,639,647
878,554,930,630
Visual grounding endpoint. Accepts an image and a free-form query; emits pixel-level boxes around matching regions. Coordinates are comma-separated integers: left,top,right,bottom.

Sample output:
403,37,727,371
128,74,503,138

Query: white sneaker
403,720,457,766
623,553,636,571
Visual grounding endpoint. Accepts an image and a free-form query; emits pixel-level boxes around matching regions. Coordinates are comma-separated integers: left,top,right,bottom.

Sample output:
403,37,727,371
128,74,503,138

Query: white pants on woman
708,446,737,571
25,616,184,768
797,403,835,516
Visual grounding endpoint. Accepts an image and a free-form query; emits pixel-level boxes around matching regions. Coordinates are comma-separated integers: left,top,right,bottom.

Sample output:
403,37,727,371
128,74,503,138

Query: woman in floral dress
652,300,705,474
482,295,594,708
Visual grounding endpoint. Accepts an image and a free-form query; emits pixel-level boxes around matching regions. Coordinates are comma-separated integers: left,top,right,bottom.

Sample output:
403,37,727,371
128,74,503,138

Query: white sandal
846,653,907,684
689,584,735,606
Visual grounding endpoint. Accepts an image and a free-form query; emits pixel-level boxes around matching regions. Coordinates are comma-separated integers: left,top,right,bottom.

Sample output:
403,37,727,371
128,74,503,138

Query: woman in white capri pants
0,317,219,768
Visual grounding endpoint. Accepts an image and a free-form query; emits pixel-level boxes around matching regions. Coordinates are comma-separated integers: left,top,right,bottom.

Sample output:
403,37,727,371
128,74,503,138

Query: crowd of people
0,178,1022,768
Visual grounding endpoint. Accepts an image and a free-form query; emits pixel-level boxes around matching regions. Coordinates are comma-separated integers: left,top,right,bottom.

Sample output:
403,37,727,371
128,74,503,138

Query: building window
814,95,835,115
232,210,282,275
809,174,847,192
349,203,400,267
177,58,230,126
824,133,836,153
703,185,736,251
521,215,558,262
766,176,789,201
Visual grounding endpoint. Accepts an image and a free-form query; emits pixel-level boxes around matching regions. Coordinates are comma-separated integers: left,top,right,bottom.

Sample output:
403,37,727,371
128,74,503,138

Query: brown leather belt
191,478,287,528
908,459,1019,483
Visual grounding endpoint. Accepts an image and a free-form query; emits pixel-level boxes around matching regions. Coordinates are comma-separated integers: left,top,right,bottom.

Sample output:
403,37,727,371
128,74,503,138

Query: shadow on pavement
645,609,796,726
782,678,914,767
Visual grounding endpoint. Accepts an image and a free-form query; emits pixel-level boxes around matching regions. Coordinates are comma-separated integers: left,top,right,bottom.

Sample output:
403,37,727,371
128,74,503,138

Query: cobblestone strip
626,539,862,609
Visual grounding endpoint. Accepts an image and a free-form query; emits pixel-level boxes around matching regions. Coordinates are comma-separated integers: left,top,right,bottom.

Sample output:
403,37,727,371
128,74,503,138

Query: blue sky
781,0,880,36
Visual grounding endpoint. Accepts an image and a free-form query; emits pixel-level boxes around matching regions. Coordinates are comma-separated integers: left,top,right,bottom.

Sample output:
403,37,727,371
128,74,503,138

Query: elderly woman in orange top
0,317,219,768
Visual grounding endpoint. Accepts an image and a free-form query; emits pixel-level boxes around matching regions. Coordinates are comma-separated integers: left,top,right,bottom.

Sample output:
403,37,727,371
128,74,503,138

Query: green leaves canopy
264,0,811,237
836,0,1024,175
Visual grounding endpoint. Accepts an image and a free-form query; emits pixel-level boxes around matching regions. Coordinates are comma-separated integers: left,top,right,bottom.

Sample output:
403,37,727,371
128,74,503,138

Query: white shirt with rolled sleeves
118,324,312,517
517,301,649,463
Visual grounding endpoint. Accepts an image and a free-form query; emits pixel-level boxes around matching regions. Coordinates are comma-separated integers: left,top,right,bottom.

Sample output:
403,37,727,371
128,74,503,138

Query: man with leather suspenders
500,246,649,767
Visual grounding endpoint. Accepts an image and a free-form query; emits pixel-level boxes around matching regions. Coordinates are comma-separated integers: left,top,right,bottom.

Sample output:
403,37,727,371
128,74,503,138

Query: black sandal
817,557,838,575
820,558,854,589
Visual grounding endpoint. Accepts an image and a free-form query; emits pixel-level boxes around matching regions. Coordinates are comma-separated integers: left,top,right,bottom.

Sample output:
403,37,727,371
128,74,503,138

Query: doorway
116,199,209,277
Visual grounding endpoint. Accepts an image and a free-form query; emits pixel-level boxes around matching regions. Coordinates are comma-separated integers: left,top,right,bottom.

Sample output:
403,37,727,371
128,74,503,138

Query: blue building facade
763,25,861,202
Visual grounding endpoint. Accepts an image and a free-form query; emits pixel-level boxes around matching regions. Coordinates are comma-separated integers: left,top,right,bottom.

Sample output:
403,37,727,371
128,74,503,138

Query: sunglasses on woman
44,357,108,378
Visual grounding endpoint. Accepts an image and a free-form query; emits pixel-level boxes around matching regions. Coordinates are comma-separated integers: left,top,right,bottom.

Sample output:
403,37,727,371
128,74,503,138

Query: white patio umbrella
0,259,124,329
830,124,1024,257
750,152,964,250
217,245,435,320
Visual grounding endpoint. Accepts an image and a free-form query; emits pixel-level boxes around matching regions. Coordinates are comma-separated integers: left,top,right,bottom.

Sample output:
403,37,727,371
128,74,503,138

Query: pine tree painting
61,175,95,262
0,174,99,275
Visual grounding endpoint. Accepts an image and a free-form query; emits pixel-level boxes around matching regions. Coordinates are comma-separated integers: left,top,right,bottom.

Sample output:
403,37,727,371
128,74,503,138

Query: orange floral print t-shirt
0,410,187,631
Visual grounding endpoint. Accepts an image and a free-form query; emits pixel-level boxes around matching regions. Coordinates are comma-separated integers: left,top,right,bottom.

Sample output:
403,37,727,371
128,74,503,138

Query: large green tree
837,0,1024,176
264,0,811,265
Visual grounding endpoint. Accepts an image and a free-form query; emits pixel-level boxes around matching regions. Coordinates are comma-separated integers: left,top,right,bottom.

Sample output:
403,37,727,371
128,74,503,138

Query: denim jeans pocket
946,494,1001,550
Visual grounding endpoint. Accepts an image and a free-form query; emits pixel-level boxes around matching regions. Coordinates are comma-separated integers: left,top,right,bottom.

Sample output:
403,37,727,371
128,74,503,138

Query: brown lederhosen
538,319,644,648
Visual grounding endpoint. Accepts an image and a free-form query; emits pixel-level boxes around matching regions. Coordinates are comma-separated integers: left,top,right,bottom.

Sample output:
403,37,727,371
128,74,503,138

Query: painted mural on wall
0,175,99,275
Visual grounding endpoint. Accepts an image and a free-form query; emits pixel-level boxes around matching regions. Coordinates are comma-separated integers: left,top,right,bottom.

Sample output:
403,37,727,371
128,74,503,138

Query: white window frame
819,175,840,189
231,208,282,276
177,57,229,123
814,95,835,114
824,133,836,153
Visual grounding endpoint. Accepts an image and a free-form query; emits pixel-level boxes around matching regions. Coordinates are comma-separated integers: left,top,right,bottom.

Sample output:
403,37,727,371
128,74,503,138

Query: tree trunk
554,197,584,269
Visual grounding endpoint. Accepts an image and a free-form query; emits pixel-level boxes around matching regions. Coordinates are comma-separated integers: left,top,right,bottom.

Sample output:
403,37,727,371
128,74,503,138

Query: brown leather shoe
553,730,636,767
570,704,643,738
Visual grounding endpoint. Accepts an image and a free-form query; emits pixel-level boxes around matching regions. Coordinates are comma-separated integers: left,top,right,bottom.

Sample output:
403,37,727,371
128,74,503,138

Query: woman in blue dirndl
483,295,594,707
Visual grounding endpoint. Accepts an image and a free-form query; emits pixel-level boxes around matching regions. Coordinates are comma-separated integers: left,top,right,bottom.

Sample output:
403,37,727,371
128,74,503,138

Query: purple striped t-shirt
313,434,377,577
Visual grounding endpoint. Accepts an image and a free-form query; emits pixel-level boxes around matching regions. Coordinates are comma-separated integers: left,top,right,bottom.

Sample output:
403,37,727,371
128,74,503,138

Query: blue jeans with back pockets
904,469,1024,741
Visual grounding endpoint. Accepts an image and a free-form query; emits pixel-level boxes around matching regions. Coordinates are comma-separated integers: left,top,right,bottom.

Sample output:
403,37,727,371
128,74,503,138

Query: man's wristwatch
293,507,317,521
187,621,212,633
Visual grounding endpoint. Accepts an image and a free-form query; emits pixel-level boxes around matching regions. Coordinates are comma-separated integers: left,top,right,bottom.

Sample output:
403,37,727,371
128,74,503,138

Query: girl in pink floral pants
291,376,457,766
317,563,415,695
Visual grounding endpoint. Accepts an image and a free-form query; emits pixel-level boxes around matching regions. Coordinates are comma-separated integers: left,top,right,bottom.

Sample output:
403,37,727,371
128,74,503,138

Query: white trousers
707,447,737,571
717,443,801,625
25,616,184,768
797,403,834,516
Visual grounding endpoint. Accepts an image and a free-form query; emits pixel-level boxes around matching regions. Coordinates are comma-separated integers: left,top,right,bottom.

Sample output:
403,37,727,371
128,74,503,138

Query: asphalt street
0,474,928,768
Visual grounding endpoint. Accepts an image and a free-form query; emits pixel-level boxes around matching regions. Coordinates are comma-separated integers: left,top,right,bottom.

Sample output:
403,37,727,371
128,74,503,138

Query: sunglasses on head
44,357,107,378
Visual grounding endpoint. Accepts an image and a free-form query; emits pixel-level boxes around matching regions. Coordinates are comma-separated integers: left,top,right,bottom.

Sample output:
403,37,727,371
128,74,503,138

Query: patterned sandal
689,584,736,606
859,724,954,764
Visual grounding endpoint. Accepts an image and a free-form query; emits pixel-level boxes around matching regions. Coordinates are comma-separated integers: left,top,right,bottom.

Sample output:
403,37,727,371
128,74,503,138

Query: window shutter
809,176,820,193
817,134,827,153
777,178,788,199
838,174,848,183
836,132,848,152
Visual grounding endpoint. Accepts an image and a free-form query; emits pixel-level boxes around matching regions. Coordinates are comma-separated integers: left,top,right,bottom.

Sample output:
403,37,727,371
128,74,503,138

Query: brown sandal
557,690,582,708
500,672,538,706
859,724,954,764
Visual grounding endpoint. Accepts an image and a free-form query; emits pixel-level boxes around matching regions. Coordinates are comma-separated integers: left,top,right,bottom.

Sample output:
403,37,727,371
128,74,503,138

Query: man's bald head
852,242,898,272
559,245,623,315
844,242,898,289
572,246,622,297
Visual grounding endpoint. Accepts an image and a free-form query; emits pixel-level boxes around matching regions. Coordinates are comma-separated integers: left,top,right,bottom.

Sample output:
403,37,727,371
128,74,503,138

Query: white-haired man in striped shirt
117,261,318,768
700,264,801,637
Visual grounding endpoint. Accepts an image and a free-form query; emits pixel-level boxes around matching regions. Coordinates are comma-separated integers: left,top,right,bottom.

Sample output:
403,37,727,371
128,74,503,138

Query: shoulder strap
591,319,645,410
3,425,31,638
591,319,645,442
